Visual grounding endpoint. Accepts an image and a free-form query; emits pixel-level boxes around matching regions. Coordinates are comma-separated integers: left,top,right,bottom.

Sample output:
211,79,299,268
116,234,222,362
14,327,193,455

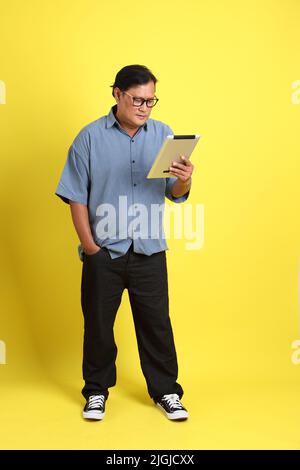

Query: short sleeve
55,144,90,205
165,177,191,203
164,124,191,204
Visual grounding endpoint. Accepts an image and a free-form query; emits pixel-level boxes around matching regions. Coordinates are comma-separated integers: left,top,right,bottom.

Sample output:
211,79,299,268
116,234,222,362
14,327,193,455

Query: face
114,81,156,129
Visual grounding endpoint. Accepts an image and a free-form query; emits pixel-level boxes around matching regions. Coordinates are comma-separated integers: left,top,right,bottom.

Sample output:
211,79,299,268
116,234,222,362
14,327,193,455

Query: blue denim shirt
55,104,191,259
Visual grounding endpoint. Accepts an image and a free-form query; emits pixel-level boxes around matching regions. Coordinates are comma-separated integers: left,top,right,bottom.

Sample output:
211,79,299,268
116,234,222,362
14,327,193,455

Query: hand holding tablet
147,134,201,179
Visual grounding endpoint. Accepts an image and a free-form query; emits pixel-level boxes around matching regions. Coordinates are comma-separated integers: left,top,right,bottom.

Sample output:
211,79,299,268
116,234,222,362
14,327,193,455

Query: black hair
110,64,158,98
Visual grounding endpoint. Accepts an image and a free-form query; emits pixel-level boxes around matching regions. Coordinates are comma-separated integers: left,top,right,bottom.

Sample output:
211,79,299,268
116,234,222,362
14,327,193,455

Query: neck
115,106,139,137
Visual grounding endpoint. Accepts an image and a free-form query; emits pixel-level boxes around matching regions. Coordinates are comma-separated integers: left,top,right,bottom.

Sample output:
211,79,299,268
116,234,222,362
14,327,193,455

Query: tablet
147,134,201,179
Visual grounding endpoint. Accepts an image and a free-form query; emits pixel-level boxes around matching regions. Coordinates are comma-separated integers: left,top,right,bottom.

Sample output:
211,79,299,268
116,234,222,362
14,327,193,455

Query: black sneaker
156,393,189,420
83,394,106,420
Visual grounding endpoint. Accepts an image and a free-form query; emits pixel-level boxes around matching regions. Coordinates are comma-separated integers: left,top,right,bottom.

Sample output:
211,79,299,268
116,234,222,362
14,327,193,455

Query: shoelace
88,395,105,409
162,393,183,410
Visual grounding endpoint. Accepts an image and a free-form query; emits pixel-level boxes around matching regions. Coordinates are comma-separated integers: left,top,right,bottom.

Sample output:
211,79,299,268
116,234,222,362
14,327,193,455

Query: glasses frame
122,91,159,108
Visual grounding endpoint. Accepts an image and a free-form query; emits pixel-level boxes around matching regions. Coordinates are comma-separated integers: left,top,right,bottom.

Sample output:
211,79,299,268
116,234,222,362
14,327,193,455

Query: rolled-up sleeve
55,144,90,205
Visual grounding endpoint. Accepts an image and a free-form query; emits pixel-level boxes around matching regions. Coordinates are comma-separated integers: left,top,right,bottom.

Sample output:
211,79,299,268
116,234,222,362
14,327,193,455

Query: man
55,64,194,421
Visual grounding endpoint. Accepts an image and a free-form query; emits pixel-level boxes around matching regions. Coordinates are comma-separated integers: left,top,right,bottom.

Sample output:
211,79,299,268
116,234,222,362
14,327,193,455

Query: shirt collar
106,104,148,131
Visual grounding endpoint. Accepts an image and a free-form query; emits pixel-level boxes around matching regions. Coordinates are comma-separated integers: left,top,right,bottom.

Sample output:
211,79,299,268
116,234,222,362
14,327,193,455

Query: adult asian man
55,64,194,421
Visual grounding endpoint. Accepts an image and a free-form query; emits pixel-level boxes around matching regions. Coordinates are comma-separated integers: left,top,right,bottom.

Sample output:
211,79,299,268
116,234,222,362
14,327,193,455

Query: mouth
136,114,146,119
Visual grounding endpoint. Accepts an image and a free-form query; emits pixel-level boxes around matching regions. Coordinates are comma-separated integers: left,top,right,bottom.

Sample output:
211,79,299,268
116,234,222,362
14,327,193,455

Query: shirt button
133,183,137,187
131,139,134,142
132,160,135,163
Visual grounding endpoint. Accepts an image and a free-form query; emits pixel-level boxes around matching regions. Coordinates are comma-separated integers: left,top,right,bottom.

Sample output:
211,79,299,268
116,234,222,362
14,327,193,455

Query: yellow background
1,0,300,450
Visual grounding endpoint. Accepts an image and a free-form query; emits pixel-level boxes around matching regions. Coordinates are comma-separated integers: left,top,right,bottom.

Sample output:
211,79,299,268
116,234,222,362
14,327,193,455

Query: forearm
171,177,192,198
69,201,98,251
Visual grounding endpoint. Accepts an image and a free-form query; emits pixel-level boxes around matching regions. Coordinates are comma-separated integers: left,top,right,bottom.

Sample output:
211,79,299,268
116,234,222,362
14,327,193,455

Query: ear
114,87,121,102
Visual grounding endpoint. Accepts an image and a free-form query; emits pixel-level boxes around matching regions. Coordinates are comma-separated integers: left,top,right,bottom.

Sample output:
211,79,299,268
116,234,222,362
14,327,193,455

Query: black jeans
80,242,184,403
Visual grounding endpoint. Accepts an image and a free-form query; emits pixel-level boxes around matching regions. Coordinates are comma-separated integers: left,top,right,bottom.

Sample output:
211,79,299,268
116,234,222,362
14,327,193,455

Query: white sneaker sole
83,410,105,420
156,403,189,420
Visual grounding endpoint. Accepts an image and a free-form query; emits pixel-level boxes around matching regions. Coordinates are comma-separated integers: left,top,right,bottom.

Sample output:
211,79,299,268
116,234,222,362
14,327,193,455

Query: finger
170,172,190,182
170,167,191,177
180,156,192,166
172,162,187,170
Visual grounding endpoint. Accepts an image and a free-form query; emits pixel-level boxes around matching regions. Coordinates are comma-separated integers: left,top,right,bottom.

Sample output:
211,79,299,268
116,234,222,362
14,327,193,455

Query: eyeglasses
122,91,159,108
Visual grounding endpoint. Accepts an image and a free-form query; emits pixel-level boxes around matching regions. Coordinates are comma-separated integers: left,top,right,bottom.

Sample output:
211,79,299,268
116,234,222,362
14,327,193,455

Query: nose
138,101,148,112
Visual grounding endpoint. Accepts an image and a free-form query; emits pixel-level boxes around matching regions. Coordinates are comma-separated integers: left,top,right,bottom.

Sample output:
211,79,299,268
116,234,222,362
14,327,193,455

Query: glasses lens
146,99,157,107
131,97,158,107
132,98,144,106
